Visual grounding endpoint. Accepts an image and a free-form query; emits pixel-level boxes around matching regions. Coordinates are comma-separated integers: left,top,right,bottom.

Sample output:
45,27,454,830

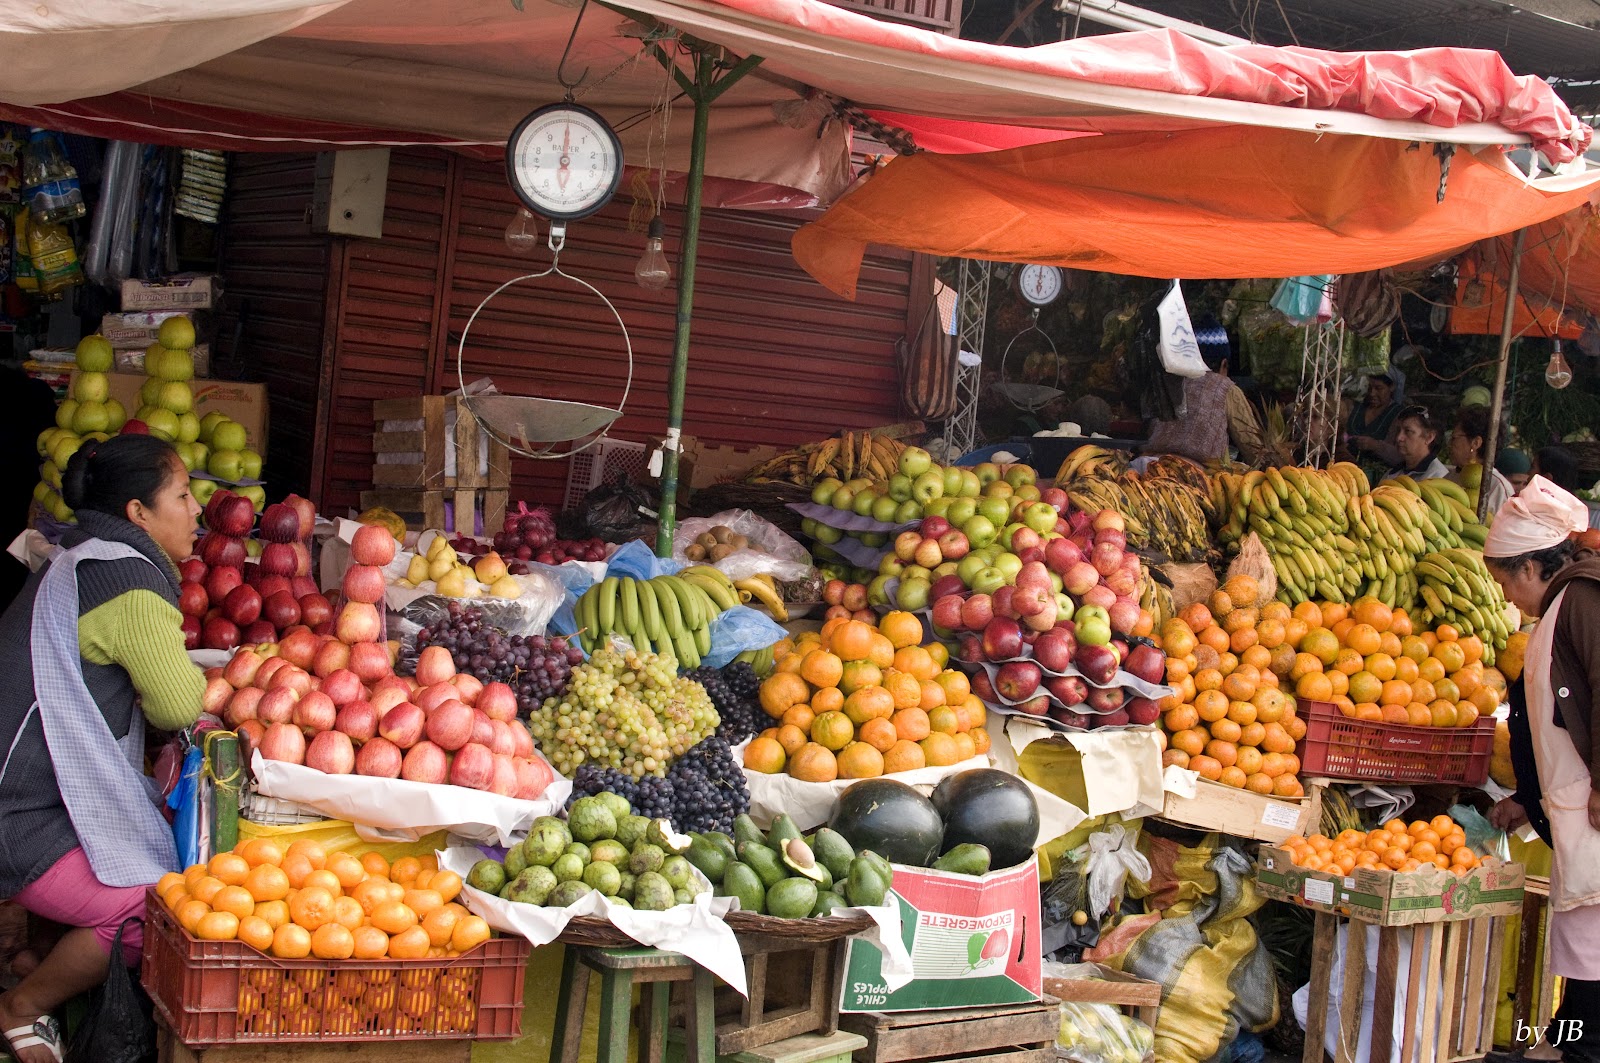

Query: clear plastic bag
1087,824,1151,920
672,509,813,582
1057,1000,1156,1063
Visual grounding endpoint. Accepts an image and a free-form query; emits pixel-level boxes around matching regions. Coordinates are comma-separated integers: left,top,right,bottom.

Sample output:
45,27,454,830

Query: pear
406,554,429,583
474,550,509,584
428,555,456,581
435,568,469,598
490,575,522,599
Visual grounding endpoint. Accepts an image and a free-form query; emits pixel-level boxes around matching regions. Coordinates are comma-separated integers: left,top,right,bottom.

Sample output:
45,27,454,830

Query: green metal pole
652,48,761,556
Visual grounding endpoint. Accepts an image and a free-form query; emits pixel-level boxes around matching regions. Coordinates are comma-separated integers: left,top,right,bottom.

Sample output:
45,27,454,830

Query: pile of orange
745,611,990,782
1156,575,1307,797
1283,815,1484,876
157,839,491,961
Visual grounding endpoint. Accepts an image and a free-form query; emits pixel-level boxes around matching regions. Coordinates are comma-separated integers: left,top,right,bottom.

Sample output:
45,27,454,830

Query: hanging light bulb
634,216,671,290
1546,339,1573,389
504,207,539,255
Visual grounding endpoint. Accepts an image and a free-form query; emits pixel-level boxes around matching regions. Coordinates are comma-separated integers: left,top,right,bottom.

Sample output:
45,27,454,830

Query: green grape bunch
529,648,720,778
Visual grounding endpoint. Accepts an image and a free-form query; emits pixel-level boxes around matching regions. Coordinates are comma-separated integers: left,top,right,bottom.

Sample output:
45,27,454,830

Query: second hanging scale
992,263,1064,412
456,100,635,458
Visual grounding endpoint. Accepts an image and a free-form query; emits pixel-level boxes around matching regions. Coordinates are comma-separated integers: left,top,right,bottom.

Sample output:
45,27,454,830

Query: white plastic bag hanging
1156,281,1208,379
1085,823,1150,919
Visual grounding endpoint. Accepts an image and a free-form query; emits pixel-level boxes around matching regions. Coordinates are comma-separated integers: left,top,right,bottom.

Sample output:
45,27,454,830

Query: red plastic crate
1295,699,1495,785
141,893,528,1046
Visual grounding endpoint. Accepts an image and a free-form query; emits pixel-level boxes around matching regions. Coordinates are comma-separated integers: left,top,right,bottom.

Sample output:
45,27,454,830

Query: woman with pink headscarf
1485,476,1600,1060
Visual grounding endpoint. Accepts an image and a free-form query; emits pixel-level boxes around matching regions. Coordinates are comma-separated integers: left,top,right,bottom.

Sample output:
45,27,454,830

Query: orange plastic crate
141,893,528,1046
1295,699,1495,785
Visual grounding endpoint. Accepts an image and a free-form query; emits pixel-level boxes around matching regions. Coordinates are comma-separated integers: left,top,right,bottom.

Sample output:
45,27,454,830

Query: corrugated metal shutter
318,148,914,513
212,154,331,498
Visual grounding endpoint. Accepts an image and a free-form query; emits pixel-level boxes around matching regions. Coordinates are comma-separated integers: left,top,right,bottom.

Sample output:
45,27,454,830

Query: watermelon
931,769,1039,869
829,779,944,867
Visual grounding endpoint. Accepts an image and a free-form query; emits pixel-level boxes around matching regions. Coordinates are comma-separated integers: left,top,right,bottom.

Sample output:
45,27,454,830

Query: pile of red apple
209,527,556,799
183,491,331,652
820,579,877,623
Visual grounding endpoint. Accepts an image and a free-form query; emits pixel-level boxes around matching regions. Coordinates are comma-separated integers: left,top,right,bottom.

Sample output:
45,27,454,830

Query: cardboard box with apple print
106,373,269,457
840,856,1042,1012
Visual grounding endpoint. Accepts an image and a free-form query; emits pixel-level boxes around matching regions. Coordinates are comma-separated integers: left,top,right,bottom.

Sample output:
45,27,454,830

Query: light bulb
634,216,671,290
1546,341,1572,389
504,207,539,255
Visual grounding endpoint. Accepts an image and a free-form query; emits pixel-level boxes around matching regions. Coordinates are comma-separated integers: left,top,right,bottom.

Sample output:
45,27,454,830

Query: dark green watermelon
829,779,944,867
931,769,1039,869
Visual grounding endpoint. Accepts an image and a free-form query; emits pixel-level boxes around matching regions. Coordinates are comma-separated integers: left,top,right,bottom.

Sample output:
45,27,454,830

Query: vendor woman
0,435,204,1063
1381,406,1450,482
1485,478,1600,1061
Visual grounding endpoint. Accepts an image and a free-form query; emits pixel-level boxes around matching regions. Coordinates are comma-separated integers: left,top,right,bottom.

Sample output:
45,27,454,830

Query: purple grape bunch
415,600,584,712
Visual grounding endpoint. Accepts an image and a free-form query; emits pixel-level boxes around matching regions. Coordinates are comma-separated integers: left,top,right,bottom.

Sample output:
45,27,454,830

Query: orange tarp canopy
1447,204,1600,337
792,125,1600,299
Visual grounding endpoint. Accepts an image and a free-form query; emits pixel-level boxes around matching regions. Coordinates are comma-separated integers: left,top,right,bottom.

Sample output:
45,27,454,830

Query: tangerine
843,686,895,724
238,916,275,952
1365,653,1398,682
327,853,367,890
290,886,337,931
352,926,391,959
272,924,313,959
775,724,809,756
1295,672,1333,701
208,852,251,887
811,711,855,751
387,926,431,960
799,649,844,689
1346,623,1383,656
839,660,884,695
859,717,899,752
239,839,286,868
212,885,255,920
780,704,816,732
1189,755,1223,781
196,911,238,941
879,611,924,649
883,740,927,773
1219,765,1248,788
361,852,391,880
893,646,939,681
892,707,932,742
829,620,876,662
744,736,787,773
920,732,962,766
869,633,898,670
837,742,886,779
884,671,923,710
312,923,356,960
760,672,811,718
451,917,492,954
788,743,839,782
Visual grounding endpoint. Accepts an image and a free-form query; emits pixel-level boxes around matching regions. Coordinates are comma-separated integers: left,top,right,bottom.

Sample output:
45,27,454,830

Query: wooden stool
551,946,717,1063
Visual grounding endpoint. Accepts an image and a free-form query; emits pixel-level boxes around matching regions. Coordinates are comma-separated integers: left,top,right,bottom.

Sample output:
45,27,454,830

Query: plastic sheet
1087,824,1150,920
673,508,813,582
1056,998,1156,1063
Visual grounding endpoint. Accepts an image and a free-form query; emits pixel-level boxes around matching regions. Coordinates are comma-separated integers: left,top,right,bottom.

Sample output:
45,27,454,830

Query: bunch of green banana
573,565,742,667
731,646,776,677
1411,549,1511,660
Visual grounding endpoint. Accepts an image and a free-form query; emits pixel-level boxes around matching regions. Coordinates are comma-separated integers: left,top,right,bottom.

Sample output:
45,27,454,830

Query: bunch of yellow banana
573,566,743,667
745,431,908,486
1053,445,1127,482
731,572,789,622
1411,549,1511,658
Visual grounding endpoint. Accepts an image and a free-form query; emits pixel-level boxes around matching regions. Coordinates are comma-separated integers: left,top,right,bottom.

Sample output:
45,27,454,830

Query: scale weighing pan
463,394,622,445
992,381,1063,409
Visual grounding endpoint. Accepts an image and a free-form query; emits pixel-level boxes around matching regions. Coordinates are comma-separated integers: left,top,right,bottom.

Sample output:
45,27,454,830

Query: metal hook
557,0,592,98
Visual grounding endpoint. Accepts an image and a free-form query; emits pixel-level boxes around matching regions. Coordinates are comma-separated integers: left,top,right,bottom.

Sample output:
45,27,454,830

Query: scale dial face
1017,264,1064,307
506,103,624,222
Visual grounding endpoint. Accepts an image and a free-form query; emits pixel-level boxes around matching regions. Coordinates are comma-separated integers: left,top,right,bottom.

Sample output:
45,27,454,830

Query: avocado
732,814,766,850
702,831,738,866
857,849,893,885
811,890,850,917
738,842,789,889
811,828,856,881
766,813,803,852
766,877,820,919
779,838,829,884
932,843,992,877
718,862,766,914
845,857,889,907
684,834,731,884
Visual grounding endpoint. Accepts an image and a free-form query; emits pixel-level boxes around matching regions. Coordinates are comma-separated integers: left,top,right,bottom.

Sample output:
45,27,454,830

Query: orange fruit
238,915,275,952
1221,671,1258,702
829,620,876,662
780,704,816,732
969,726,991,755
371,900,419,935
1333,647,1364,676
892,646,939,681
311,922,355,960
1365,653,1397,682
1459,634,1485,664
1410,678,1437,705
1189,755,1223,781
837,742,886,779
451,916,492,954
880,611,924,650
1434,641,1466,673
1239,722,1266,749
285,840,327,871
788,742,839,782
884,671,923,710
255,900,290,929
1393,655,1419,683
1347,671,1382,705
212,885,256,920
1346,623,1382,656
760,672,811,718
1331,618,1356,643
916,680,948,711
421,906,462,947
1165,704,1200,731
871,633,900,670
208,852,252,887
1274,775,1303,798
272,923,313,959
1236,746,1264,774
775,724,809,757
799,649,844,688
361,852,391,880
1355,703,1383,721
325,853,366,891
352,925,390,959
1222,574,1260,608
1195,689,1229,722
810,710,856,751
239,838,286,868
1289,653,1324,682
1455,704,1481,728
1436,623,1460,642
892,707,932,742
883,740,927,773
1163,622,1198,659
858,717,898,752
1379,679,1413,706
190,876,227,905
743,736,787,773
281,853,316,889
393,857,426,885
1180,603,1214,631
920,732,962,766
1351,597,1394,632
196,911,238,941
1293,601,1324,628
1218,765,1248,789
1301,628,1339,665
1430,701,1459,727
1210,718,1243,744
302,869,343,897
843,686,895,724
1227,700,1257,726
809,687,844,715
290,886,337,931
1406,704,1432,727
928,705,961,735
1208,589,1235,618
387,926,431,960
1194,668,1224,693
1240,645,1273,672
1164,750,1191,770
1295,672,1333,701
402,890,445,921
1217,652,1240,676
1199,625,1231,654
1326,671,1349,698
838,660,883,695
1171,729,1207,757
1205,740,1239,768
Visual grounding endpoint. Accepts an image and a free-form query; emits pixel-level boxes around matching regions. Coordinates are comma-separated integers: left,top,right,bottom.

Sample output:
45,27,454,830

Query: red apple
225,686,265,726
181,616,201,650
320,668,364,706
931,594,966,632
991,586,1017,620
489,720,519,757
178,557,207,584
1092,509,1125,533
311,639,351,678
490,754,520,797
841,584,869,612
204,565,244,605
415,646,457,688
470,709,494,747
1094,708,1131,729
290,542,313,578
207,492,257,537
995,660,1043,701
355,736,403,778
201,616,241,651
894,531,923,563
415,682,457,714
960,594,995,632
1123,643,1166,684
254,657,290,690
370,684,410,717
981,617,1024,661
283,494,317,540
1083,584,1118,610
257,574,293,601
261,542,299,578
268,665,313,698
223,585,262,626
919,516,951,539
509,721,534,760
1033,627,1077,673
450,673,483,706
258,722,305,765
514,756,551,800
1091,541,1125,578
427,700,475,751
1044,538,1082,575
178,582,209,617
1076,643,1121,686
1125,697,1160,725
937,529,970,560
341,564,387,605
400,740,449,784
348,641,393,683
477,682,518,722
305,729,355,774
291,577,321,601
334,699,379,742
379,702,426,749
1041,487,1069,511
259,503,302,545
278,628,321,670
201,676,232,715
201,534,247,570
350,525,397,567
335,602,383,645
243,621,276,645
1063,561,1100,597
235,719,266,749
449,743,495,791
1014,694,1051,716
1045,674,1089,706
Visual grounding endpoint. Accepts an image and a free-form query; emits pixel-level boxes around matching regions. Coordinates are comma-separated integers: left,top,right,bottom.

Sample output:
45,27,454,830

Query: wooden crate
1158,775,1317,844
1300,911,1506,1063
1511,875,1558,1050
371,396,510,490
839,997,1057,1063
358,488,507,534
711,936,849,1055
1043,965,1160,1029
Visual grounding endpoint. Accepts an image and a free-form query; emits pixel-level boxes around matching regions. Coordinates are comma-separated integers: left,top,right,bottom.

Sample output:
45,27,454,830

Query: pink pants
13,848,146,966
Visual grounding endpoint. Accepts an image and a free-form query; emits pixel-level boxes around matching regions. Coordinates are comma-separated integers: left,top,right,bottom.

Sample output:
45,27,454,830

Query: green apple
70,371,108,404
1022,502,1059,535
800,517,819,538
893,500,923,524
135,405,159,424
844,478,872,492
813,545,840,561
933,561,959,579
157,316,196,351
898,446,933,479
977,496,1011,528
961,514,997,549
211,420,248,453
238,485,266,511
887,474,913,502
140,378,162,408
911,470,944,504
74,335,114,373
859,531,887,548
831,485,856,512
811,478,842,506
970,566,1007,595
1075,606,1112,646
850,567,876,585
813,523,843,545
901,564,932,583
879,555,907,577
973,461,1001,485
240,450,263,480
198,412,228,445
47,494,71,522
851,488,879,517
33,482,50,505
941,466,964,497
55,400,78,432
1005,464,1037,489
896,578,931,611
49,435,81,472
208,449,243,481
36,427,58,458
982,479,1014,500
156,382,193,416
39,460,60,489
1015,484,1041,502
867,575,894,607
189,478,218,506
922,496,953,518
71,401,111,435
956,555,987,586
176,412,201,444
992,552,1023,582
104,398,126,432
945,497,977,528
959,469,982,497
144,408,181,441
244,538,263,558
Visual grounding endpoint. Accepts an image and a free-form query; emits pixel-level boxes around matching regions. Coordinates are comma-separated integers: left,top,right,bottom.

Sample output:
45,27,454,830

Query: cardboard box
120,274,220,311
98,310,212,349
114,344,211,377
1159,776,1315,844
105,373,269,457
1255,846,1524,926
839,856,1041,1013
683,437,785,489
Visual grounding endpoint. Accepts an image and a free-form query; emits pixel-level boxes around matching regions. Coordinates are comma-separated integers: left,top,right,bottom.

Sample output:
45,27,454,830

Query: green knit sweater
79,588,203,731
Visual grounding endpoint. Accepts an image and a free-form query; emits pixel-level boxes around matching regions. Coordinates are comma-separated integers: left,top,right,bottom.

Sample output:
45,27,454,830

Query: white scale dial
1017,263,1063,307
506,103,623,222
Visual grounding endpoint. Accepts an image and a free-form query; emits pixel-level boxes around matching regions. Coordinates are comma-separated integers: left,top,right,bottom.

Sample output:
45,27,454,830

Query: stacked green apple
193,413,265,514
33,335,128,523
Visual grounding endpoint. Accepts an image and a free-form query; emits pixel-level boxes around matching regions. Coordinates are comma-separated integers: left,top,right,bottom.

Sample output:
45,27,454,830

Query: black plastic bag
65,918,154,1063
583,471,654,541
